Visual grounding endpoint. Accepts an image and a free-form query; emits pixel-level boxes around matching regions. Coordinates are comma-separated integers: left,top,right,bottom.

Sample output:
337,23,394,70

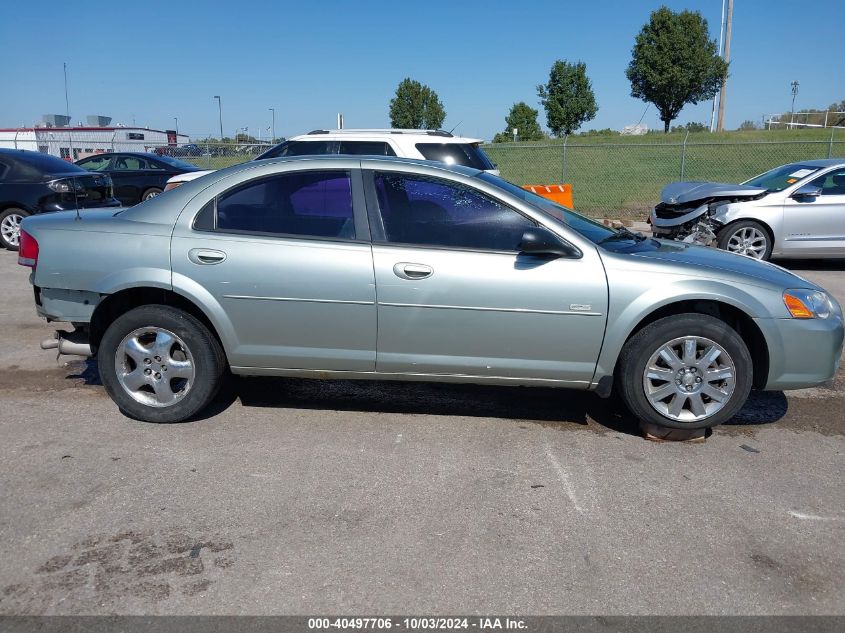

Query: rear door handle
188,248,227,265
393,262,433,280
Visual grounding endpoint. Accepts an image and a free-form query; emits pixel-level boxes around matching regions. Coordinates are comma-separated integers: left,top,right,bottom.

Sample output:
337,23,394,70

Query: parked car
649,159,845,261
0,148,119,250
162,128,498,191
75,152,201,206
154,143,203,157
19,156,843,431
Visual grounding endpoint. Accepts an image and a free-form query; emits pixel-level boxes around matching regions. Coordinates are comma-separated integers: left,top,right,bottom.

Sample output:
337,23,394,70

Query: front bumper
755,316,844,390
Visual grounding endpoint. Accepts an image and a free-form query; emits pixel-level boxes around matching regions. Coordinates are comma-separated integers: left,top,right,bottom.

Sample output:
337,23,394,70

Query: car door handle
393,262,433,280
188,248,227,265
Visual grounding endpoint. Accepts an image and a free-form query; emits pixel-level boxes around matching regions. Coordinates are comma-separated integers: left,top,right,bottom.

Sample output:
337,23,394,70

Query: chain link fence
483,130,845,219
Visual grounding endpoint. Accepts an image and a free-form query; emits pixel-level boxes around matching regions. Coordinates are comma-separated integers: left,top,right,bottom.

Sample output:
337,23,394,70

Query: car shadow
773,258,845,271
200,374,790,436
67,359,790,434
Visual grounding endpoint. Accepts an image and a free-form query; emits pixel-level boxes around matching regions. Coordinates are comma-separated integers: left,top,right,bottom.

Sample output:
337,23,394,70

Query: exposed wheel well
624,300,769,389
89,287,224,357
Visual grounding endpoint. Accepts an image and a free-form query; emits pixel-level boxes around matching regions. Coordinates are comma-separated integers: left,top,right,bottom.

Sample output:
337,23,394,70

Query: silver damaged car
650,159,845,261
18,156,845,431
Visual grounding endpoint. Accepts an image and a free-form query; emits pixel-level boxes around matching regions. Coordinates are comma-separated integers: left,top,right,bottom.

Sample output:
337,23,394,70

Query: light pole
174,116,179,137
790,81,800,128
213,96,223,140
269,108,275,142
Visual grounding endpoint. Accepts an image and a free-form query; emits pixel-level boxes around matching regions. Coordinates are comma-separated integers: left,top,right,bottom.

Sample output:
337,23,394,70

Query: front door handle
188,248,227,265
393,262,433,280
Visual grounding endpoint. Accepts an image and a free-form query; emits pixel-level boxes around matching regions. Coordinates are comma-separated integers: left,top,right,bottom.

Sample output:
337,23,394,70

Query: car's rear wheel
617,314,753,430
0,208,29,250
717,220,772,260
141,188,162,201
99,305,225,423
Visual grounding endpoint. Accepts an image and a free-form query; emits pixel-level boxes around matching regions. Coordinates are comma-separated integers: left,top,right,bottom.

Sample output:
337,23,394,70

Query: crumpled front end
649,181,769,246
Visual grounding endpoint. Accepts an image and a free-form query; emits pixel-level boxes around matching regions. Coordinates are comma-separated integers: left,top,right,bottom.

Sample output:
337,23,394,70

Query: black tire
616,314,753,430
141,187,163,201
716,220,773,261
98,305,226,423
0,208,30,251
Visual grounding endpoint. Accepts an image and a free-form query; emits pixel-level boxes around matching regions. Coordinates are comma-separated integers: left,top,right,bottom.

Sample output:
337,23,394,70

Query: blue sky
0,0,842,139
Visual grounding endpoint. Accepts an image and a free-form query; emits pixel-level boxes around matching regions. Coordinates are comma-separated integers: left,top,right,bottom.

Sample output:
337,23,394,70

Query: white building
0,123,191,161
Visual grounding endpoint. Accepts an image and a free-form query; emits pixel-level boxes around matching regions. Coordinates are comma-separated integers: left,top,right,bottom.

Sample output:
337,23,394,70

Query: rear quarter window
415,143,495,170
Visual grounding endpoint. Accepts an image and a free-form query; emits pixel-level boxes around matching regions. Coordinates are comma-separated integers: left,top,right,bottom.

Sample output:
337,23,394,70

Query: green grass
484,128,844,219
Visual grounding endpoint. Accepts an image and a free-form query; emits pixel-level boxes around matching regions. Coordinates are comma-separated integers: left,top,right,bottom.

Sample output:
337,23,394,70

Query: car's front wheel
717,220,772,260
0,208,29,250
617,314,753,430
99,305,225,423
141,187,163,201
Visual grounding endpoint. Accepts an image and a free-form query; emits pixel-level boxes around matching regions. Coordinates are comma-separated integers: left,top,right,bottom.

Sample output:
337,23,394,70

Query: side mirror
792,185,822,201
518,227,580,258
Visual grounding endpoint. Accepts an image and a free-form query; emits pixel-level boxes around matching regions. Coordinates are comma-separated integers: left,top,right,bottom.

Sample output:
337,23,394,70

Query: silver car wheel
144,190,159,200
115,327,195,408
642,336,736,423
725,227,767,259
1,213,23,247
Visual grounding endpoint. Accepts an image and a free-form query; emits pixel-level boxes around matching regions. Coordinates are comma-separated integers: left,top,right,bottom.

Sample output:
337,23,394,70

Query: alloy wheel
726,227,768,259
0,213,23,248
642,336,736,423
115,327,195,407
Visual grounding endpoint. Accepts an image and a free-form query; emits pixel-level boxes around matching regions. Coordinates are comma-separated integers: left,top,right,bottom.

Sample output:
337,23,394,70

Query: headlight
783,289,837,319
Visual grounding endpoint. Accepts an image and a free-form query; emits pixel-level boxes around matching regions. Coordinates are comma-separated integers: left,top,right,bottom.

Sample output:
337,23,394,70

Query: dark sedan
75,152,201,206
0,148,120,250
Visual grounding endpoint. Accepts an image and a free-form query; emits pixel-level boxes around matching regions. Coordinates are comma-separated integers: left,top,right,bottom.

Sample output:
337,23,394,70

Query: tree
537,60,598,136
626,6,728,133
389,78,446,129
493,102,545,142
670,121,707,133
738,120,759,131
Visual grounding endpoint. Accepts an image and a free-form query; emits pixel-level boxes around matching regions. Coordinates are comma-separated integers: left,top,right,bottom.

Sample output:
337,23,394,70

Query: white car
164,129,498,191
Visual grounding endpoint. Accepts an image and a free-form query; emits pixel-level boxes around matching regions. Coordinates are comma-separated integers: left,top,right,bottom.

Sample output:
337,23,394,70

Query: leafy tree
738,120,759,131
670,121,708,133
493,102,545,142
537,60,598,136
389,78,446,129
626,6,727,133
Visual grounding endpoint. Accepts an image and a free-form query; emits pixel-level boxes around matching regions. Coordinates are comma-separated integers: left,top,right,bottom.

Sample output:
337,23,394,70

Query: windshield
154,154,198,170
476,172,616,244
743,164,823,192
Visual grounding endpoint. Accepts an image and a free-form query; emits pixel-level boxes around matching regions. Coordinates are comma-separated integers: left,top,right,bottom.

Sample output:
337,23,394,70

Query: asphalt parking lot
0,247,843,616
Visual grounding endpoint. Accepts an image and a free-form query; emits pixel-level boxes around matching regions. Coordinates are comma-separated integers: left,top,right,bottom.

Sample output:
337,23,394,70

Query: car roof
247,154,483,176
288,128,483,144
785,158,845,168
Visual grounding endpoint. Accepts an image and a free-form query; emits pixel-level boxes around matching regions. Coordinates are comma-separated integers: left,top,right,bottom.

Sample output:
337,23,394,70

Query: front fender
594,276,775,382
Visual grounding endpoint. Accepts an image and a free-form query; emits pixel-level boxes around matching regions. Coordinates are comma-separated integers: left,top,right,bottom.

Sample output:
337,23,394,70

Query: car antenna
448,121,463,135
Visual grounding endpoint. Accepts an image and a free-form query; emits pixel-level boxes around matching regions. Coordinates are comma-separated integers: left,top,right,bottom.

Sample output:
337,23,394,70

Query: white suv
164,129,497,190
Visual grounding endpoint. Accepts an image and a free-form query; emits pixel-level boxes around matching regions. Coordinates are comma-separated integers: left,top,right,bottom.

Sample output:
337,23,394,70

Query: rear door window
215,170,356,239
414,143,495,170
338,141,396,156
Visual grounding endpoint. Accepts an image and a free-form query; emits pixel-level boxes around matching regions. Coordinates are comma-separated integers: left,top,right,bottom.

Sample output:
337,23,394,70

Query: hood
660,181,767,205
166,170,213,184
625,239,817,290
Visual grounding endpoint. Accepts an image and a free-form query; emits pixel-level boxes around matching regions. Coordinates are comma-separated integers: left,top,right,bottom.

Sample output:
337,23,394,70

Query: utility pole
63,62,70,120
174,116,179,137
790,81,800,128
269,108,275,142
709,0,726,132
716,0,733,132
214,96,223,140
